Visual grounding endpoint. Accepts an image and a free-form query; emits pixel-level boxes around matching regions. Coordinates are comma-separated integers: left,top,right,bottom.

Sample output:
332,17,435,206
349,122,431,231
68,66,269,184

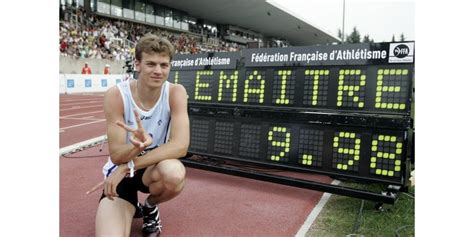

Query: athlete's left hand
102,164,129,200
86,164,129,198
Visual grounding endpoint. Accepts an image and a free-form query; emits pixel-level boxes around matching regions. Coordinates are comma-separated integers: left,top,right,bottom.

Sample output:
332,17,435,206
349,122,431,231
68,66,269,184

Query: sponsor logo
67,79,74,88
389,42,414,63
158,119,162,126
393,44,410,58
85,79,92,88
140,115,152,120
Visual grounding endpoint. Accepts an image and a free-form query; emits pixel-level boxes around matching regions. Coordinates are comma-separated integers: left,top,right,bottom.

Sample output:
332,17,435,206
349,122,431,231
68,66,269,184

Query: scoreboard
171,42,414,187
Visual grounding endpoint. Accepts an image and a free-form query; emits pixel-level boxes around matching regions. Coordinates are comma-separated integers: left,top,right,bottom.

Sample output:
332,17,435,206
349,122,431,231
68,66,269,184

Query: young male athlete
92,34,189,236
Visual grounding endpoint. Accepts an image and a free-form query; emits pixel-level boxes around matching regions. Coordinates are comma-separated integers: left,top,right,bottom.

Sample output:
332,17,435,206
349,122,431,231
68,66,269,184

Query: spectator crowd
59,6,241,61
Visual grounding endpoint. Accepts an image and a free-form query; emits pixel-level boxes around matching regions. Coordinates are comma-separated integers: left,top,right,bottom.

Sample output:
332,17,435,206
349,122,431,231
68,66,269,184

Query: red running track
60,94,106,148
60,93,332,237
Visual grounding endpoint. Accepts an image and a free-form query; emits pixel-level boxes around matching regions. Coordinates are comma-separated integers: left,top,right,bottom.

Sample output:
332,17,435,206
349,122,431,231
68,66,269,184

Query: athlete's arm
104,86,149,165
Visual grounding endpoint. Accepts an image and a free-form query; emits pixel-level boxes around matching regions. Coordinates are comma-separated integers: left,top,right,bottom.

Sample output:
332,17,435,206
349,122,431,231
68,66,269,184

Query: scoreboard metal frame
171,42,415,204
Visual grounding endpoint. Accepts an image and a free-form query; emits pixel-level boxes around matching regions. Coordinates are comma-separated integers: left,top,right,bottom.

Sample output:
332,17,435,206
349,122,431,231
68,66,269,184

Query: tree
338,27,375,44
346,27,361,44
391,34,396,42
400,33,405,41
362,34,372,43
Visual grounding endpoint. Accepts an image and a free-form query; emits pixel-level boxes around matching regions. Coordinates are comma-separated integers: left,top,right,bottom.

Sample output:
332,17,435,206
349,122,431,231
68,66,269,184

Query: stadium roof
153,0,340,46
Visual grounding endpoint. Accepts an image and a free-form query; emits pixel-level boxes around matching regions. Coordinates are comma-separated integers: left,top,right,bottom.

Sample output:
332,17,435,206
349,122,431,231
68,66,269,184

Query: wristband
127,160,135,178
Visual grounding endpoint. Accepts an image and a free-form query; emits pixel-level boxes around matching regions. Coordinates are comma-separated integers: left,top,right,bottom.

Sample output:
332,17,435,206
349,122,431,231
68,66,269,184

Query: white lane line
295,179,341,237
60,105,103,111
60,117,101,121
59,135,107,155
60,110,103,118
60,119,106,130
61,99,94,101
61,96,103,101
61,101,102,106
61,100,100,103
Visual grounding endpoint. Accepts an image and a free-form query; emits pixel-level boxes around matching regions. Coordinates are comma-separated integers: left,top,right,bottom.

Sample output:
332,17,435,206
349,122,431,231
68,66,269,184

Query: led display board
171,42,414,186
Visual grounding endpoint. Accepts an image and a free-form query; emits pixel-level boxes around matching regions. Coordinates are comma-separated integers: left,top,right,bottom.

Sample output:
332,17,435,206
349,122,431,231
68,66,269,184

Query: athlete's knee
95,198,134,237
148,165,161,182
159,160,186,191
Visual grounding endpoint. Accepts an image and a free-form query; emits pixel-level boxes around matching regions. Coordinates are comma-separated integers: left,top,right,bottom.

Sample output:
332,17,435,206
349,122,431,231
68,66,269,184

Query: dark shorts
99,168,150,207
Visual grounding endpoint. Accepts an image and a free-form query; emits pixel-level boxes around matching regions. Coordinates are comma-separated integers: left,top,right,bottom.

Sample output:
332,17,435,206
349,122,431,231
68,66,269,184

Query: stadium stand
59,5,241,62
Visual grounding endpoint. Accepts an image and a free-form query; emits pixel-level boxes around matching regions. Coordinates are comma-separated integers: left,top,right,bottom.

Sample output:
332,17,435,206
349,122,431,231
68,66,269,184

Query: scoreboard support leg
181,156,401,204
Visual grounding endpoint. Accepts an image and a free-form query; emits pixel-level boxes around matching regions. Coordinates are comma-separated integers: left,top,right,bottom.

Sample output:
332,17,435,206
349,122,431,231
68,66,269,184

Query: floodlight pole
342,0,346,43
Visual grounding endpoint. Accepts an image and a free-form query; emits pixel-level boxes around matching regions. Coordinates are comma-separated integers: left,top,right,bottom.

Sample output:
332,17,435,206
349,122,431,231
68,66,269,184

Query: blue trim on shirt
163,117,171,143
106,164,117,177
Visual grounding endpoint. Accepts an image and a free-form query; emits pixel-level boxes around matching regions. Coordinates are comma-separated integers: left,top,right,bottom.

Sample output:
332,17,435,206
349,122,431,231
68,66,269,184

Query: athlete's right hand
116,109,152,149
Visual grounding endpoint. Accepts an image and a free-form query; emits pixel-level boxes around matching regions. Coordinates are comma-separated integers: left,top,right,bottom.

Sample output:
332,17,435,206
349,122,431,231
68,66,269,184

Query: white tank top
102,80,171,177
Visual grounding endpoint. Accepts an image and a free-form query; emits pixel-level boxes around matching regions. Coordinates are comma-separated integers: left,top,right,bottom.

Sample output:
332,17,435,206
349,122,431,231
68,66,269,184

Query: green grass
306,182,414,237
